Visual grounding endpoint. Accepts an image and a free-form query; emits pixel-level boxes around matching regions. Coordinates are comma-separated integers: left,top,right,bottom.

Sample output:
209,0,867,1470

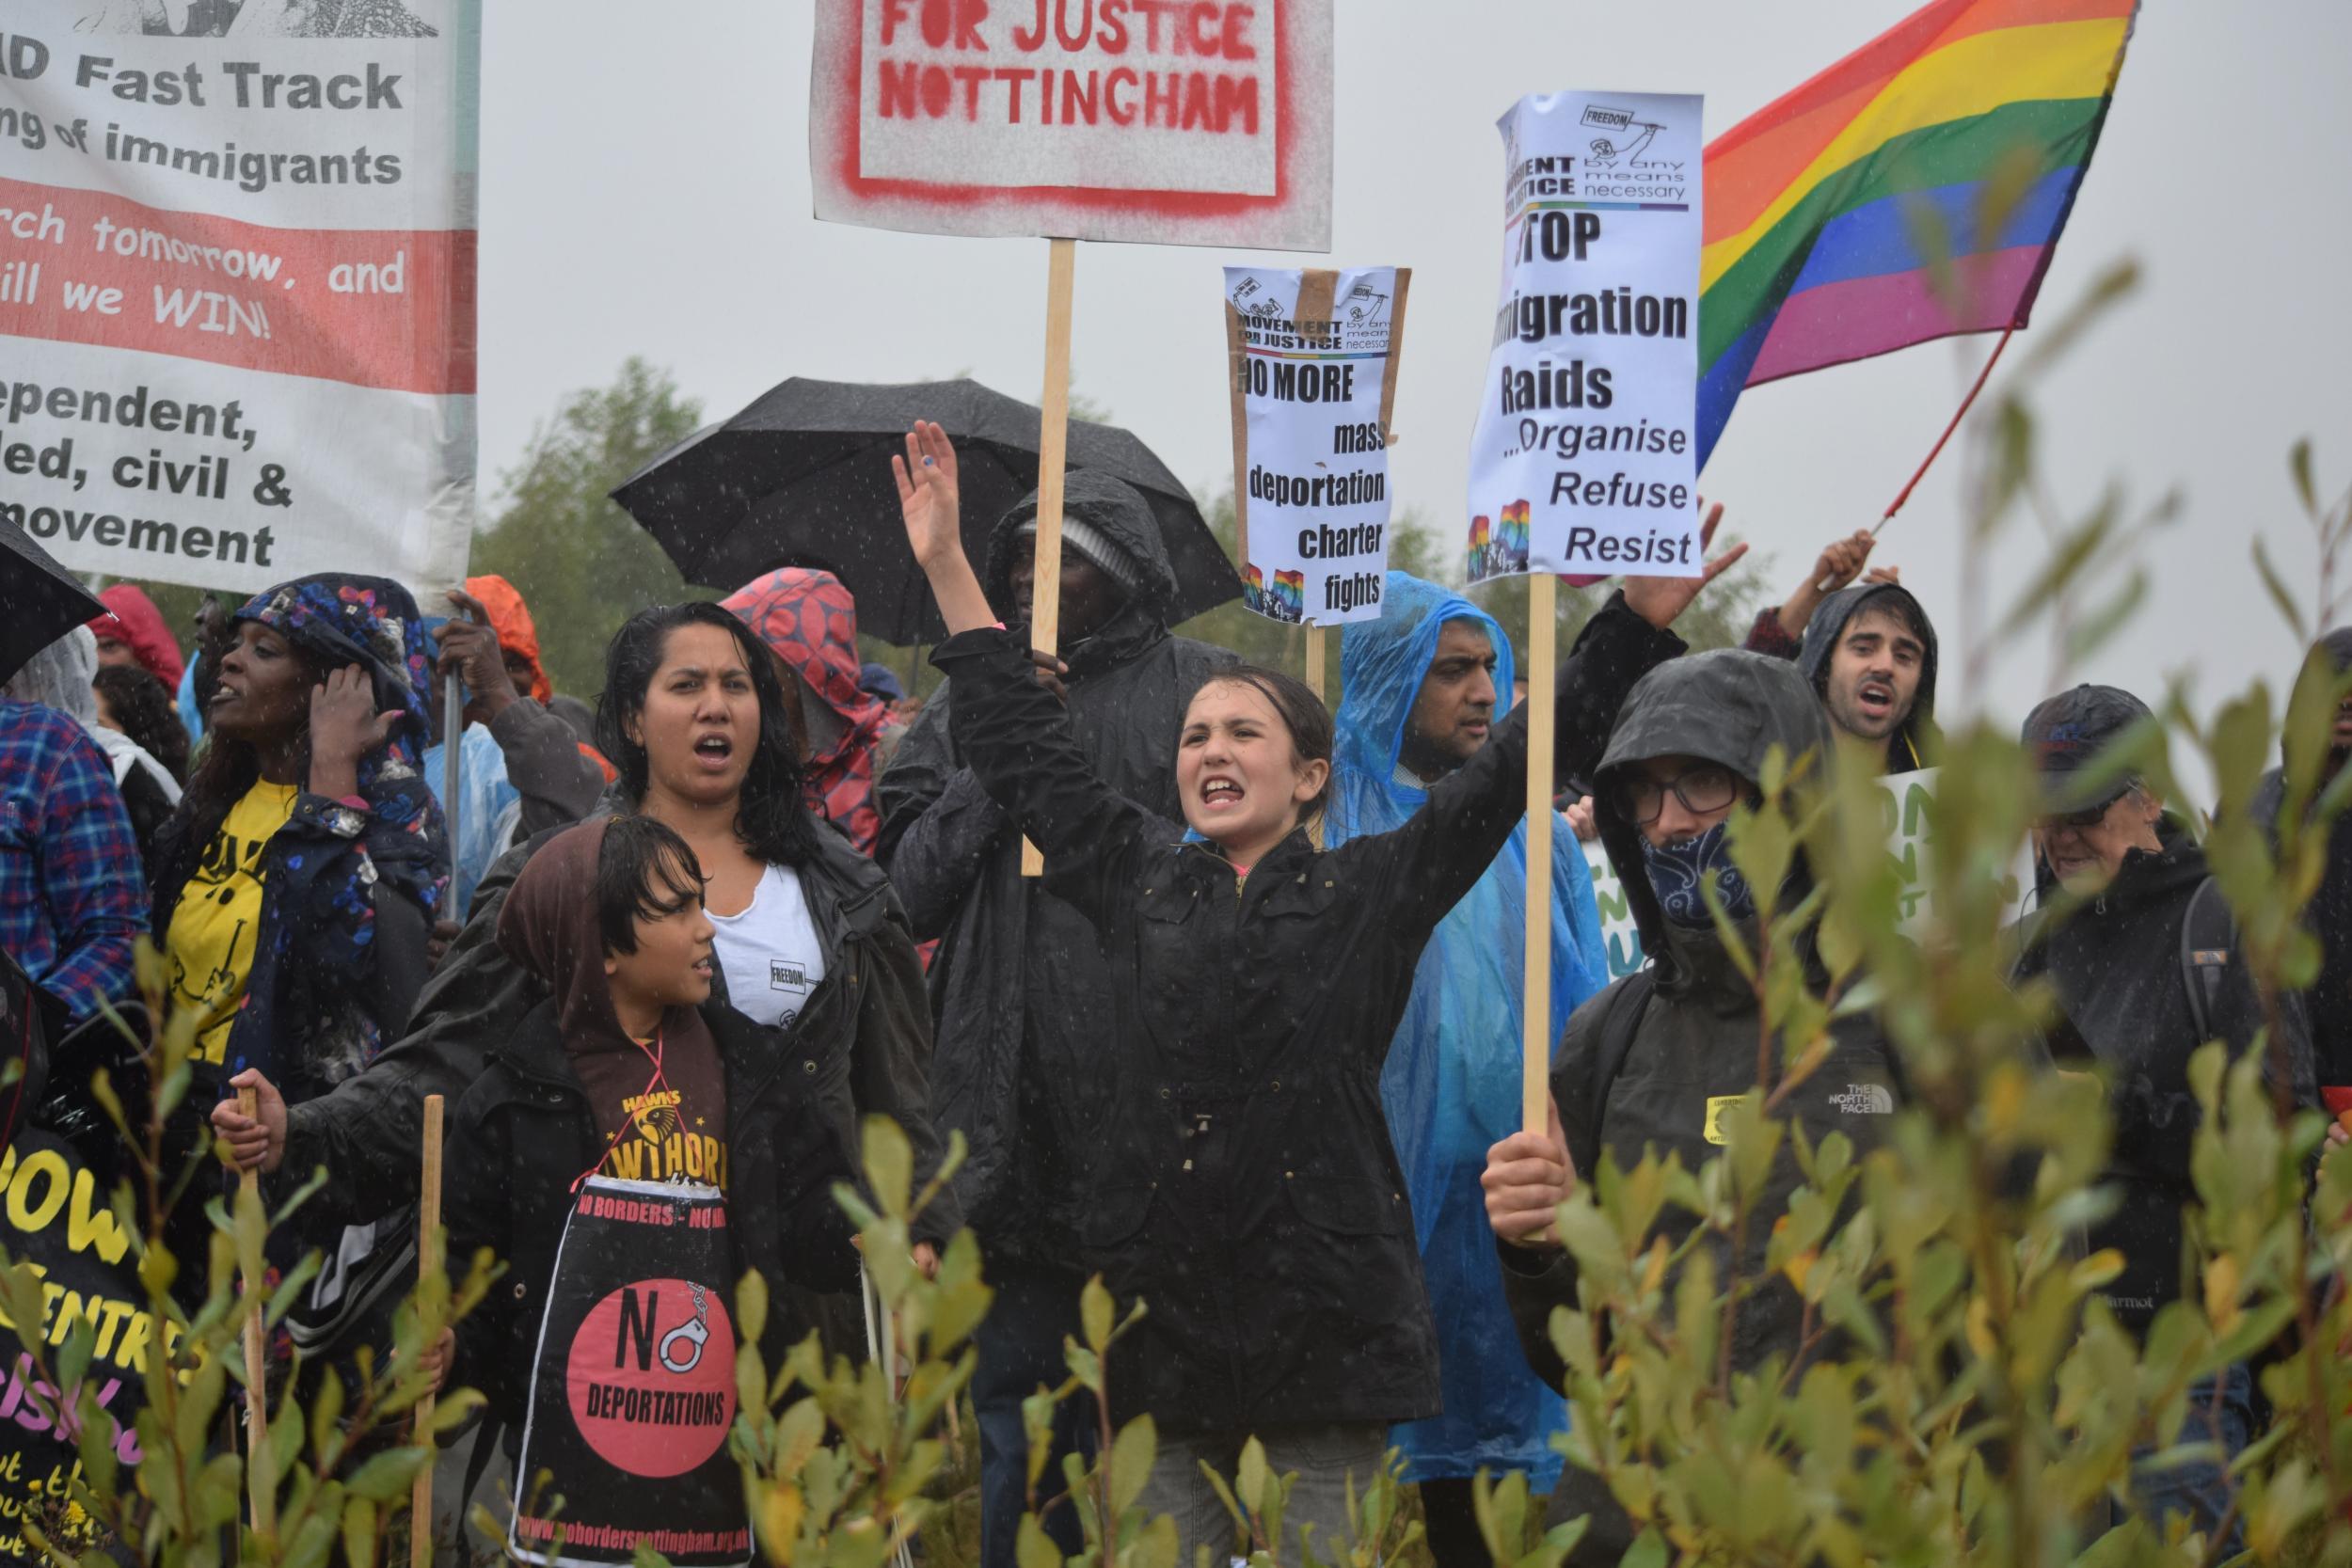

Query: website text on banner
1467,91,1702,585
0,3,478,597
809,0,1332,250
1224,264,1406,626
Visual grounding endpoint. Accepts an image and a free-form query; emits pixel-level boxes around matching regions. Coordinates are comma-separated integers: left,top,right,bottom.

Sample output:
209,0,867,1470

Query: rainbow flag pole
1697,0,2139,496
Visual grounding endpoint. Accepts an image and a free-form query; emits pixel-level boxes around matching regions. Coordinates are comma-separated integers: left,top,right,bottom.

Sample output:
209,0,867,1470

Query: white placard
810,0,1332,251
1224,264,1404,625
1466,90,1701,584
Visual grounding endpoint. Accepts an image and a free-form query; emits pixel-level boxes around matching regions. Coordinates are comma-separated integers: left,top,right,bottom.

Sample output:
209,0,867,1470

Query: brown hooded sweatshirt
496,819,730,1189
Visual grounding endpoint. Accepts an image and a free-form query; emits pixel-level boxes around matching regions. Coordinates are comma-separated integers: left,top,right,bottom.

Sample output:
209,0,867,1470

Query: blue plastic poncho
1327,572,1610,1488
423,720,522,918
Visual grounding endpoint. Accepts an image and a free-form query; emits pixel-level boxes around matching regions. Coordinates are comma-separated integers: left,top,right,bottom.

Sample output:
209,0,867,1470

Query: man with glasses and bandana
2009,684,2314,1552
1480,640,1910,1566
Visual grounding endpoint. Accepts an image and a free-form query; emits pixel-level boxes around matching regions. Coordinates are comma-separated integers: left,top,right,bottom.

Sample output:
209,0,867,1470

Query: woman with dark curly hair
93,662,190,785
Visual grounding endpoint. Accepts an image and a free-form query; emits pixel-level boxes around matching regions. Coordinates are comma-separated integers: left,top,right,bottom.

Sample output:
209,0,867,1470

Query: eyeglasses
2035,802,2112,832
1616,763,1740,826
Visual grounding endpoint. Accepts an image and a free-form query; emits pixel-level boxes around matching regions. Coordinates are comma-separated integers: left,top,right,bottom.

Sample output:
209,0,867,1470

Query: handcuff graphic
659,1280,711,1374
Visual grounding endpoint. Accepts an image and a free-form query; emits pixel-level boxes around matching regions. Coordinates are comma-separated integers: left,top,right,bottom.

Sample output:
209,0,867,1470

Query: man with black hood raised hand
877,467,1232,1568
1482,641,1912,1566
1792,578,1939,775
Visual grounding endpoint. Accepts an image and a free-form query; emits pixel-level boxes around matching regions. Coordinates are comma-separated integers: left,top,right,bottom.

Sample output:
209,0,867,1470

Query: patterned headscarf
720,568,892,855
232,573,447,919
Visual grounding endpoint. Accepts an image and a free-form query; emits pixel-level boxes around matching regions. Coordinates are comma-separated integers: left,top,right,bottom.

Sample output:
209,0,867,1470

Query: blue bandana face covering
1641,820,1756,929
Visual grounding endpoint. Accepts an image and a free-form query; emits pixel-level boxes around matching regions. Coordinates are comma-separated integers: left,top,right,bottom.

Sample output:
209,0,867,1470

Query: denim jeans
2126,1361,2253,1554
972,1262,1099,1568
1138,1424,1391,1562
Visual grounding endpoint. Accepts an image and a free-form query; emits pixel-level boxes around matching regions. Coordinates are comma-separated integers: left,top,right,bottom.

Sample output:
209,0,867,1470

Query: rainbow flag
1697,0,2138,467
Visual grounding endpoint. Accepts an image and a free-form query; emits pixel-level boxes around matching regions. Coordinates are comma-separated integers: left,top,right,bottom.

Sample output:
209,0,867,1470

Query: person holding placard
1482,645,1910,1567
1323,572,1609,1560
893,420,1740,1558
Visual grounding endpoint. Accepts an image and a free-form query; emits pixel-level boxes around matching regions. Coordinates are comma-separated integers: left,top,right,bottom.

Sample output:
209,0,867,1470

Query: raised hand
1811,529,1876,594
891,421,997,636
211,1069,288,1173
308,664,400,800
1623,501,1749,631
434,588,521,720
891,420,964,570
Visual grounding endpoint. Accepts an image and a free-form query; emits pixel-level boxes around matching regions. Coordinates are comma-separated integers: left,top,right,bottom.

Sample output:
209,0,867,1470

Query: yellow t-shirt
166,781,299,1065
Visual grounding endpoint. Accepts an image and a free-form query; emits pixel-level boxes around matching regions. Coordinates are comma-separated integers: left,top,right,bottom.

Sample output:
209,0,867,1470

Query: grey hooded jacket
1500,633,1910,1564
1794,582,1941,774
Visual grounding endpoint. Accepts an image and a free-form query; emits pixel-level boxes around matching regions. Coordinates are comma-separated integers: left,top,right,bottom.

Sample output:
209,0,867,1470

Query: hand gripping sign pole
235,1085,277,1543
1020,237,1079,879
410,1094,446,1568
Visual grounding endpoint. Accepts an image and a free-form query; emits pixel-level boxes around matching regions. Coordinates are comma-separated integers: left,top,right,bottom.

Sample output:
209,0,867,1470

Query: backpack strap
1562,967,1655,1180
2180,877,2234,1045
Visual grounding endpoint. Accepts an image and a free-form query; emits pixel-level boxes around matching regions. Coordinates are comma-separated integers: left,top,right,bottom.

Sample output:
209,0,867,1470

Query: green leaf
341,1497,378,1568
1110,1414,1156,1516
1235,1435,1269,1516
1015,1512,1064,1568
1621,1527,1668,1568
862,1116,914,1218
2291,437,2317,516
1081,1275,1113,1355
342,1447,427,1504
2253,536,2311,644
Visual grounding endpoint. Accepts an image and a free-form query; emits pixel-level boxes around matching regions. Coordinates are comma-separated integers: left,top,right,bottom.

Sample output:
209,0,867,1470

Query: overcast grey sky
475,0,2352,788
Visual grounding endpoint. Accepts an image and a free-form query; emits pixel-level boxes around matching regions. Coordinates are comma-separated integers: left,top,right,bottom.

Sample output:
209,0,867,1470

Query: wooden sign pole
236,1085,277,1543
410,1094,446,1568
1522,575,1558,1133
1021,235,1078,879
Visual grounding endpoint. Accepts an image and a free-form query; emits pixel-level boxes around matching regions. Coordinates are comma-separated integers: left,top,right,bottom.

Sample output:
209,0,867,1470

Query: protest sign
1581,838,1647,980
810,0,1333,250
510,1177,745,1568
0,1,478,598
1224,265,1406,627
1466,91,1702,584
0,1132,151,1560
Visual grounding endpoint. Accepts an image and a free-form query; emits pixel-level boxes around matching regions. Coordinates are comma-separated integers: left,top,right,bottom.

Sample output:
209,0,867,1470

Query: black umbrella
611,377,1238,644
0,521,104,689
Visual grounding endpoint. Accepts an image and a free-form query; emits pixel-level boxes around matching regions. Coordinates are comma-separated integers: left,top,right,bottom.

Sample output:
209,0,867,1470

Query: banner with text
810,0,1332,250
1466,90,1700,585
1224,264,1406,625
0,1132,154,1560
0,1,478,597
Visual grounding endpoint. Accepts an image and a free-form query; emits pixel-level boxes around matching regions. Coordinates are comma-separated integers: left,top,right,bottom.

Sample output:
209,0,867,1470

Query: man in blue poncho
1326,572,1611,1560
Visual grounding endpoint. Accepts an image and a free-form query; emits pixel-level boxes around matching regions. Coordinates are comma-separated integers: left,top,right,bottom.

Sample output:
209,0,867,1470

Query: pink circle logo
564,1277,737,1478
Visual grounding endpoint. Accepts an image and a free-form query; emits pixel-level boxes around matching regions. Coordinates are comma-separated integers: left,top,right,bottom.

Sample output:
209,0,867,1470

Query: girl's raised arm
895,420,998,634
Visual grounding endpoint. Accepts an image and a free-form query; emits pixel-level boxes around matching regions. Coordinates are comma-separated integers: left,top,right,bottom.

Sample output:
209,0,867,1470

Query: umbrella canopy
0,522,105,690
612,377,1238,644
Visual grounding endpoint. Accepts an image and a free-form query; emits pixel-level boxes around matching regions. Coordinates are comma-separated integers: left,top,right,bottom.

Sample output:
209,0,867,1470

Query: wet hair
594,602,822,868
1195,665,1335,820
1843,590,1930,650
93,664,189,784
596,815,707,957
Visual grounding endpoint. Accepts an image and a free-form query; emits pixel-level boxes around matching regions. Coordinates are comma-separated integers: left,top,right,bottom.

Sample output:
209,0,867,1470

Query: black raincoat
878,471,1233,1262
2252,626,2352,1093
929,597,1673,1434
1794,582,1941,773
2010,820,2316,1335
1500,632,1911,1563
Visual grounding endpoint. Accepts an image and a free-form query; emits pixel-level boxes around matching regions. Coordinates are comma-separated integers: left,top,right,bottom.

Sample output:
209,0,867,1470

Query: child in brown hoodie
442,816,860,1563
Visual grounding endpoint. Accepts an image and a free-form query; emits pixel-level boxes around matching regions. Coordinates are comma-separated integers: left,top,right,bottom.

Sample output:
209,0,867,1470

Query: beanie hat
1017,516,1144,599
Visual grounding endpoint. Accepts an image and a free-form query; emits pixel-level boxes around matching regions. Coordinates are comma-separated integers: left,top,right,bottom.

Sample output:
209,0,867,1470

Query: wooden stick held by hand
236,1085,277,1541
410,1094,445,1568
1523,577,1558,1133
1022,236,1078,879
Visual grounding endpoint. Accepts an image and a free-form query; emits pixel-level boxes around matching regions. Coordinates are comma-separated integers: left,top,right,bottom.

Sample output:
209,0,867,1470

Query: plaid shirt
0,700,147,1023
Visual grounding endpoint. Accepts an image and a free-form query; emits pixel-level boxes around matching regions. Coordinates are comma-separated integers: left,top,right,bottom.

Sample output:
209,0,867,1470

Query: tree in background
469,357,707,701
